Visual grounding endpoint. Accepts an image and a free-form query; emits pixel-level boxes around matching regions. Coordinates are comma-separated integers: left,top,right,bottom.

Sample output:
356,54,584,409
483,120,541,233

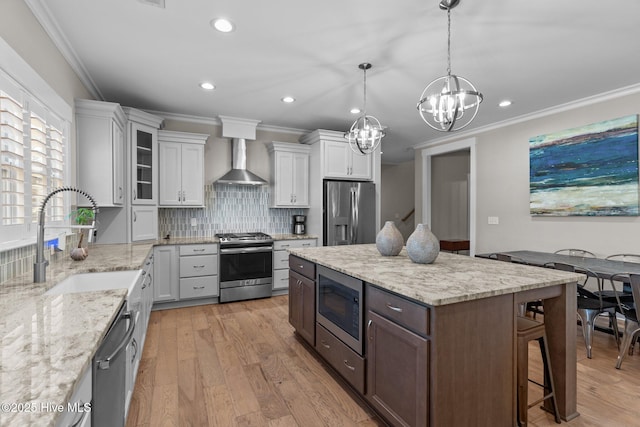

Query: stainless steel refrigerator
324,180,376,246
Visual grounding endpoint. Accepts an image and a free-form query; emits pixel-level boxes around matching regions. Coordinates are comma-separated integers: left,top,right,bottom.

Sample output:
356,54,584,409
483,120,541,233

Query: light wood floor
125,296,640,426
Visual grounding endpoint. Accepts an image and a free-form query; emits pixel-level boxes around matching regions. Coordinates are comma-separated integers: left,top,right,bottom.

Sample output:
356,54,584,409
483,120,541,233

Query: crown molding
25,0,103,101
145,109,308,136
413,82,640,151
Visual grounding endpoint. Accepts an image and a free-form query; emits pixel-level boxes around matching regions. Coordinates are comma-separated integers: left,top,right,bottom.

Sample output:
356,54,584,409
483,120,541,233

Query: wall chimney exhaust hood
216,116,267,185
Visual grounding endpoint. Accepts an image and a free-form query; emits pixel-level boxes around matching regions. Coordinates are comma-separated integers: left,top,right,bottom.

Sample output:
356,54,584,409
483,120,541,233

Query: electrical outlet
488,216,499,225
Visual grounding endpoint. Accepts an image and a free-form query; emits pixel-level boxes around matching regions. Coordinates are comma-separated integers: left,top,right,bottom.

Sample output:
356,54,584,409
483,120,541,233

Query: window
0,69,69,243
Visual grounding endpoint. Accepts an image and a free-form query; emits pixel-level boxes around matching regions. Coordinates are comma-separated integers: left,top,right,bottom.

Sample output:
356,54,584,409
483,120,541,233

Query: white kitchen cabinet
55,365,91,427
266,142,311,207
75,99,126,207
153,245,179,302
123,108,162,206
158,130,207,207
131,205,158,241
323,139,372,180
273,238,317,291
179,244,219,299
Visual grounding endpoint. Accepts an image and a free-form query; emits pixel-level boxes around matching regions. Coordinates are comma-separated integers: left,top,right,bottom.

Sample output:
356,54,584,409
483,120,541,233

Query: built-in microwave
316,265,364,355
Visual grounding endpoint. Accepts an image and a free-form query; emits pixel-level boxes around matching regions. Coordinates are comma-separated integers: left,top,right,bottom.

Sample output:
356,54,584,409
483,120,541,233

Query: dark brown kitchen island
287,244,583,426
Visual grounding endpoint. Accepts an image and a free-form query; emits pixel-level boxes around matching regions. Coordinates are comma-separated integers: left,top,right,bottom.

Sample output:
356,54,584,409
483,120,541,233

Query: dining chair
554,249,597,258
610,273,640,369
602,254,640,300
545,262,620,359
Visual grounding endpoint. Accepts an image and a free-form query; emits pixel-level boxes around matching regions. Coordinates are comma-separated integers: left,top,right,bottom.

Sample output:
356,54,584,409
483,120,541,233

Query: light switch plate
488,216,499,225
190,218,197,227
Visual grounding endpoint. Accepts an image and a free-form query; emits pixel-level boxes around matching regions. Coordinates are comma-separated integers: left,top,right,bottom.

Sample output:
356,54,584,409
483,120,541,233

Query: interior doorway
421,138,476,255
431,149,470,252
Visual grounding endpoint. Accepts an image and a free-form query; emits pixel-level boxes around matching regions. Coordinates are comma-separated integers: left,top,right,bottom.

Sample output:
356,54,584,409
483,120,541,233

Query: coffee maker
293,215,306,235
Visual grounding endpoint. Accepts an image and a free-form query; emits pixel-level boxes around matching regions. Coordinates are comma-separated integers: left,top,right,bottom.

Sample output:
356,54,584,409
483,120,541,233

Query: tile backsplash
1,185,304,284
0,234,78,284
158,184,306,238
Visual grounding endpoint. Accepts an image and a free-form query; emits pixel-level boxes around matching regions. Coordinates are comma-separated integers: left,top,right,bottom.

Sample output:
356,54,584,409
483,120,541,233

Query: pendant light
417,0,482,132
344,63,385,155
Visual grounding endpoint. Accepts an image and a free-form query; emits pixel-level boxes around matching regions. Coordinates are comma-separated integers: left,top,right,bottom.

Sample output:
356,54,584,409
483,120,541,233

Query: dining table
476,250,640,279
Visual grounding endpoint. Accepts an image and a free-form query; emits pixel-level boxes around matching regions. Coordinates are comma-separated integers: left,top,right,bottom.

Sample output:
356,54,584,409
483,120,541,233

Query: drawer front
316,324,365,394
289,255,316,280
179,276,219,299
367,285,430,337
179,254,218,278
274,239,316,250
273,269,290,290
179,244,218,256
273,250,290,270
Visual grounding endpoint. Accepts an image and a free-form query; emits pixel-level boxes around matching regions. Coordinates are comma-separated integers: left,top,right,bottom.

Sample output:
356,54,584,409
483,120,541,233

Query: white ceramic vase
406,223,439,264
376,221,404,256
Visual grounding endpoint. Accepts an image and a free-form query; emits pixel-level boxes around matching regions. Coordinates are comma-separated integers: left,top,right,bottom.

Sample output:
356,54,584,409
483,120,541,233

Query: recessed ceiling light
498,100,512,108
200,82,215,90
281,96,295,103
211,18,235,33
350,108,361,114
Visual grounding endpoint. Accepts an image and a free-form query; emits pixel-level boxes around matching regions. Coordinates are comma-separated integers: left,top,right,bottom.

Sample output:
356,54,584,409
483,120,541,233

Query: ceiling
29,0,640,163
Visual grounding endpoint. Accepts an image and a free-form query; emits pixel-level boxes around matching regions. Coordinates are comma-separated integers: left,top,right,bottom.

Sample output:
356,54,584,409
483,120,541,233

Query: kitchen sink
44,270,142,295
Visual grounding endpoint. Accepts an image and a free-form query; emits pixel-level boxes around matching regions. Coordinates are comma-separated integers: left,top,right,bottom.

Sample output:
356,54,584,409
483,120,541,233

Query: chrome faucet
34,186,98,283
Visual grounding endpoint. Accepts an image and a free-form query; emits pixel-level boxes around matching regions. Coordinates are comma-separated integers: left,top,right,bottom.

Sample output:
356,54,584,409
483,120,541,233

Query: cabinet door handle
298,264,304,269
133,212,137,222
193,286,205,290
281,244,290,248
193,248,206,252
386,303,403,313
193,265,205,269
343,360,356,371
367,319,373,341
302,243,311,247
320,340,331,349
131,338,138,363
133,189,137,200
119,186,123,199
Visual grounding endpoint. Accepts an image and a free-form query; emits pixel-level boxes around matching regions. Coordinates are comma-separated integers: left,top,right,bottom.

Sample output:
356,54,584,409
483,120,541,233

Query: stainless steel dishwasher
92,302,136,427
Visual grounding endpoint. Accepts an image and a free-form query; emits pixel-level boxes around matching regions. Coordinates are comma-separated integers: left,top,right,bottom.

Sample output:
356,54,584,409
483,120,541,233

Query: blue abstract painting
530,115,639,216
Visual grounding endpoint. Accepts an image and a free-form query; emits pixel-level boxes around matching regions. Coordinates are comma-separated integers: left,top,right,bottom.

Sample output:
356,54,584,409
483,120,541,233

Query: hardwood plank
125,356,156,427
178,358,209,427
148,384,178,427
154,315,178,386
129,296,640,427
194,327,226,387
235,410,269,427
176,309,196,361
204,385,237,427
243,363,291,421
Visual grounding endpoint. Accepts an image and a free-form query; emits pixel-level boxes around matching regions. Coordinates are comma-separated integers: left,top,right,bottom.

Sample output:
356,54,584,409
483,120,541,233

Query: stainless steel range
216,232,273,303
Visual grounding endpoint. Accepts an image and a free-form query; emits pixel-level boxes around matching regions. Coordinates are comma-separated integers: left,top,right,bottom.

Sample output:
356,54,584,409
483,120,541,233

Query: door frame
421,137,476,256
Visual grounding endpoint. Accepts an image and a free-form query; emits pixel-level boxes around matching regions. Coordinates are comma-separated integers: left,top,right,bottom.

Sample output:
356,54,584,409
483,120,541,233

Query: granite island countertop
288,244,584,306
0,243,153,427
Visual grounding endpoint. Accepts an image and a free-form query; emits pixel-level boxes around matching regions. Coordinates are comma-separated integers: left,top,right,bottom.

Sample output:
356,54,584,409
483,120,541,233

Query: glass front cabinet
123,108,162,206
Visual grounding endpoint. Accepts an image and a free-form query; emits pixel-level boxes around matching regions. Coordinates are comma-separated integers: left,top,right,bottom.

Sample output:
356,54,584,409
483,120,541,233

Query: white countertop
0,243,152,427
288,244,584,306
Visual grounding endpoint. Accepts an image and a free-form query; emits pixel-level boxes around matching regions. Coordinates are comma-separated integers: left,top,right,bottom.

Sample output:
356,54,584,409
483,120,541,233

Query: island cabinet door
289,270,315,345
366,310,429,427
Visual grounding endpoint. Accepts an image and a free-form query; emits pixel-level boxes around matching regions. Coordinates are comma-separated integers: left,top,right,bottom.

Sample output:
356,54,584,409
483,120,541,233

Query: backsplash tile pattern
0,234,78,284
159,184,306,238
2,185,303,284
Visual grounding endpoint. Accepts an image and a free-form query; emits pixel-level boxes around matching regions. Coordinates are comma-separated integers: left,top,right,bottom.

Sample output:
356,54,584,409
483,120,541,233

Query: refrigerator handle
350,187,359,244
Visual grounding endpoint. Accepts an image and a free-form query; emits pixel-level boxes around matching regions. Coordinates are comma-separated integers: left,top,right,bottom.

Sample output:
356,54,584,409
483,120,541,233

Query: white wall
381,161,415,241
0,0,93,184
416,89,640,257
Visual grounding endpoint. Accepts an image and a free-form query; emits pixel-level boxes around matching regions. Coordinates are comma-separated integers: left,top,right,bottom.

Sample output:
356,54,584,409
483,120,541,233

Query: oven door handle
220,246,273,254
